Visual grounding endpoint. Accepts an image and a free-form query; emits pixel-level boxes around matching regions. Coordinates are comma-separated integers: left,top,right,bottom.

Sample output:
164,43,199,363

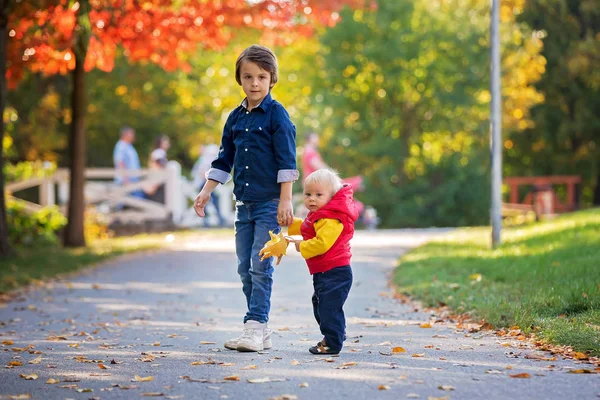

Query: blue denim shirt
207,93,299,202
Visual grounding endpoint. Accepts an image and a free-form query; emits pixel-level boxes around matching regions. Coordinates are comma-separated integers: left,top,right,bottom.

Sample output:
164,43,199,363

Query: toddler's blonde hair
304,169,344,195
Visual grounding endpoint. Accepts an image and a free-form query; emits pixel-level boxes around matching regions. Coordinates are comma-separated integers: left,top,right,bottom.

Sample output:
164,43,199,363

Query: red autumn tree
4,0,367,250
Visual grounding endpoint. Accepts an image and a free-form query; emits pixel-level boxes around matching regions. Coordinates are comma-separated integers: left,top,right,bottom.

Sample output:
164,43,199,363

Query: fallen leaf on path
568,369,594,374
378,385,390,390
378,341,392,346
153,342,161,347
432,335,448,339
323,357,336,363
525,354,556,361
573,352,589,360
438,385,454,391
247,377,272,384
2,340,14,345
28,356,42,364
342,362,356,367
427,397,450,400
45,378,59,384
68,343,79,348
223,375,240,381
19,374,38,380
6,394,31,399
9,361,23,366
419,323,432,328
134,375,154,382
60,384,78,389
290,360,301,366
412,353,425,358
98,363,109,369
241,365,257,370
509,373,530,378
277,327,290,331
141,393,164,397
200,341,216,345
299,382,309,388
424,345,435,349
268,395,297,400
486,369,503,374
75,388,93,393
140,354,156,362
392,347,406,354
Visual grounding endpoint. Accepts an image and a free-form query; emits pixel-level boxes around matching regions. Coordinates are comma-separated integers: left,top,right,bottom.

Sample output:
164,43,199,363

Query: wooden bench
503,176,581,220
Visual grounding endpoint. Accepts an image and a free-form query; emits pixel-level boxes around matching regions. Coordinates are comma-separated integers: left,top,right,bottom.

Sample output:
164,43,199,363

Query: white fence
6,161,235,228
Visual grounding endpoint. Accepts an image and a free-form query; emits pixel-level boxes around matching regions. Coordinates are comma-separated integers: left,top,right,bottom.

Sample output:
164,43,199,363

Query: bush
4,161,56,184
7,200,67,246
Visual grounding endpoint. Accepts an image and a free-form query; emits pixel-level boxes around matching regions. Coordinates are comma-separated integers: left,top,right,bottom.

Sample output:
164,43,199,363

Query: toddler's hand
294,240,302,252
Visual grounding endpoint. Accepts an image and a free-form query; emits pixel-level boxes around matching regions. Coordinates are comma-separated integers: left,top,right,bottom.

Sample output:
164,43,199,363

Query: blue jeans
235,200,280,324
312,266,353,352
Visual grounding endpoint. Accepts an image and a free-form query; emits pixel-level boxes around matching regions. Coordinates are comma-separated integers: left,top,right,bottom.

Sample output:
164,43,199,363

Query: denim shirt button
245,166,249,169
245,128,248,131
246,183,249,186
259,127,262,130
245,148,248,151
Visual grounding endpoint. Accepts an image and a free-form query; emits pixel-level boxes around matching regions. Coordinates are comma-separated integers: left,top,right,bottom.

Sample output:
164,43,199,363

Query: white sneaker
224,324,272,351
236,321,268,352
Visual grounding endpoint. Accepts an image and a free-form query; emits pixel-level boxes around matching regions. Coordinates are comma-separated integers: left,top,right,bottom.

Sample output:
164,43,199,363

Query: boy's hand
293,239,302,252
277,200,294,226
194,191,211,217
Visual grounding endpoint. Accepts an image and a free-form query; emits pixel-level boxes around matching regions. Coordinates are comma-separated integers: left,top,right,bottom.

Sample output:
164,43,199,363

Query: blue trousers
312,266,353,352
235,200,280,324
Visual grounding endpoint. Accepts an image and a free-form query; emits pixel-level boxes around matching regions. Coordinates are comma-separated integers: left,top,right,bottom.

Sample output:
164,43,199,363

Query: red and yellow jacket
288,185,359,274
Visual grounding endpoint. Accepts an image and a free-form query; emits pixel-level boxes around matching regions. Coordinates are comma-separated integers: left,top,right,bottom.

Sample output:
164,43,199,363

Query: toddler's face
304,181,333,212
239,61,273,109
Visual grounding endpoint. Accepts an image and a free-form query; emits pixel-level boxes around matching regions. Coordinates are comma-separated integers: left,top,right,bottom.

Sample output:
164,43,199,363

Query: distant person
113,126,144,199
145,134,170,203
191,143,225,227
301,132,327,181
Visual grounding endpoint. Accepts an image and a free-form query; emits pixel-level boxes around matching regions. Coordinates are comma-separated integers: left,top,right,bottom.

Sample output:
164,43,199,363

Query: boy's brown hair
235,44,278,87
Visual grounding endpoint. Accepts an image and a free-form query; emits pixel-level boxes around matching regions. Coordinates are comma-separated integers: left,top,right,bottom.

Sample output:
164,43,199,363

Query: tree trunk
593,174,600,206
0,0,13,257
63,0,91,247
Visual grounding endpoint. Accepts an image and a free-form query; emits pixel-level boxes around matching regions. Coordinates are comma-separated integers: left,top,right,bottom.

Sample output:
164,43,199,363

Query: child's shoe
224,324,272,350
309,338,340,355
236,321,267,352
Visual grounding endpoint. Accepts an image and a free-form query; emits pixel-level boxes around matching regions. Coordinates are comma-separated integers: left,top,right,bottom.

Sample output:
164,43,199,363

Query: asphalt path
0,229,598,400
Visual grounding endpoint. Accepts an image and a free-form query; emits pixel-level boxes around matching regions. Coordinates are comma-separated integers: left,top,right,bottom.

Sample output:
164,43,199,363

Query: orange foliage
7,0,368,87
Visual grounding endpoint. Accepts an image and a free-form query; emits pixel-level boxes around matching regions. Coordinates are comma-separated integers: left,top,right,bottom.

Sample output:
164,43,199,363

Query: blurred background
3,0,599,239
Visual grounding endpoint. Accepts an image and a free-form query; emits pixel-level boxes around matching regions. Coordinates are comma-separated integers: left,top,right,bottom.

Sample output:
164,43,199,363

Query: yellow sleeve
299,218,343,259
287,217,303,236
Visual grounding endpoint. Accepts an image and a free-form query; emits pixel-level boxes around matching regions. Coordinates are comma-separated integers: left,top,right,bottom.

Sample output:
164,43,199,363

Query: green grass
393,208,600,355
0,229,232,294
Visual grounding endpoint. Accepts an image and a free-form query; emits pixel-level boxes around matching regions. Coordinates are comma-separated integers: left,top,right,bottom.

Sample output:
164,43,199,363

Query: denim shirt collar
240,92,274,113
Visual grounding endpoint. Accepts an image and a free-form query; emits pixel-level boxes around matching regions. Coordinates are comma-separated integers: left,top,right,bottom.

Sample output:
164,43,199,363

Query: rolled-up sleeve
271,105,299,183
207,115,235,184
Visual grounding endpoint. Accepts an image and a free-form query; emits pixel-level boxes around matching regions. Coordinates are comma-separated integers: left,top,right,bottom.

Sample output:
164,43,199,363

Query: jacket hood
319,184,359,222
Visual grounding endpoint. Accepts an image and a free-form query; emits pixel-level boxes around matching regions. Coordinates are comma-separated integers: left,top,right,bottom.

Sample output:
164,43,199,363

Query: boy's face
239,61,273,109
304,181,333,212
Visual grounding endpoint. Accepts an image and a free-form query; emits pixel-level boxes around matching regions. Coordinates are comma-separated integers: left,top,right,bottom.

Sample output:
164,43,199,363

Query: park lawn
393,208,600,355
0,229,232,294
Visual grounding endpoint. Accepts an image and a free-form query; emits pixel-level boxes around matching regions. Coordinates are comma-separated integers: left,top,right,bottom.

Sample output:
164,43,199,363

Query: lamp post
490,0,502,247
